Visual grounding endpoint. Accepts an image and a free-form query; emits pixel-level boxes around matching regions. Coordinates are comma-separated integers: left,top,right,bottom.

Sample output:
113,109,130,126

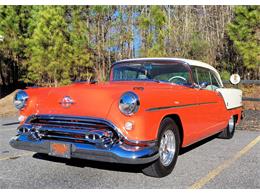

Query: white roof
117,57,223,86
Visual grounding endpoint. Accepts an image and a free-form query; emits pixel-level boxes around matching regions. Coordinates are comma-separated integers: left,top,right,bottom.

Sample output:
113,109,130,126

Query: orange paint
19,80,242,148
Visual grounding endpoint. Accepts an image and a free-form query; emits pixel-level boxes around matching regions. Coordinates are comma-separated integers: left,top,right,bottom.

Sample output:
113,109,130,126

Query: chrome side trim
227,106,243,110
146,102,217,112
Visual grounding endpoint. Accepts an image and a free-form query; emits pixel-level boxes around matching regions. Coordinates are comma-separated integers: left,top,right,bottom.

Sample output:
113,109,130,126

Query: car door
192,67,225,138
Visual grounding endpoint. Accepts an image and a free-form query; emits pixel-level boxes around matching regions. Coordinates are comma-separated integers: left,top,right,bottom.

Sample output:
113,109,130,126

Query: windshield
112,61,192,85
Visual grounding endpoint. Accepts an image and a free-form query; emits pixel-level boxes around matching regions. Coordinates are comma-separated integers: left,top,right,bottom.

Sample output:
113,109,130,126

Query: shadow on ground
33,153,145,173
32,134,218,174
2,122,19,126
179,134,217,155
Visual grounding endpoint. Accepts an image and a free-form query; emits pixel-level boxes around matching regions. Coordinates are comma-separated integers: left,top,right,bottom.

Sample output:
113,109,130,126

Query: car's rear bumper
9,134,159,164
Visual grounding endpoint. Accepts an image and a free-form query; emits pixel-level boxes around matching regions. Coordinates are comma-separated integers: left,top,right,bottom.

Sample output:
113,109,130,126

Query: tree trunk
0,59,6,87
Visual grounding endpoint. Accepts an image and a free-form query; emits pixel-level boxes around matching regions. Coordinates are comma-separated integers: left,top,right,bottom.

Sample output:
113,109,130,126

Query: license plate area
49,142,71,159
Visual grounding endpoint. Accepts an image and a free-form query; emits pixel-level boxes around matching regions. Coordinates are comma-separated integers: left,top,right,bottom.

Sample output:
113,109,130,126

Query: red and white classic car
10,58,243,177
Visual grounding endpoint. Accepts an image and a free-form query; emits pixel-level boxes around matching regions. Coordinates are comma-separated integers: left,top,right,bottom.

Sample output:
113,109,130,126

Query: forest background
0,5,259,93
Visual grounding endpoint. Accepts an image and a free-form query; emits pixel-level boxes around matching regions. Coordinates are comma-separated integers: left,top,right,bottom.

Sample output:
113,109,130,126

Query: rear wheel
142,118,180,178
218,115,236,139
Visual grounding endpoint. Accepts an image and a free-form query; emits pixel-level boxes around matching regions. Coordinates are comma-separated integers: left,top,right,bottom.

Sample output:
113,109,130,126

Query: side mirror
200,82,208,89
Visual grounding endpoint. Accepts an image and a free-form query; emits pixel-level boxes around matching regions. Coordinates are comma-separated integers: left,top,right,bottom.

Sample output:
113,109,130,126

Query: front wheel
142,118,180,178
218,115,236,139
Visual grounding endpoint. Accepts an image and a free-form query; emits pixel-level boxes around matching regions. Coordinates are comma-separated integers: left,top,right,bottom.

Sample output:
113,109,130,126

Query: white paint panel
216,88,243,109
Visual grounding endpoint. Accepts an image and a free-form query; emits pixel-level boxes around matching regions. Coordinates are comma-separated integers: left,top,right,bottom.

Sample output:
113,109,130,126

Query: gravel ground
237,110,260,131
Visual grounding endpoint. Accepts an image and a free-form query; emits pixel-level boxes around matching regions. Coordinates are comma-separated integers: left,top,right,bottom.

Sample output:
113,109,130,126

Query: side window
113,69,138,80
192,67,221,91
191,67,199,84
197,67,211,85
210,72,220,89
197,67,217,91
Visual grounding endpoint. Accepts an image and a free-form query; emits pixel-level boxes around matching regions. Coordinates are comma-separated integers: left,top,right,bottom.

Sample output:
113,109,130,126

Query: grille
25,115,119,147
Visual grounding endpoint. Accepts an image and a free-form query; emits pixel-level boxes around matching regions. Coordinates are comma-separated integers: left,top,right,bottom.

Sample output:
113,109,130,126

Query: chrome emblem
60,96,74,108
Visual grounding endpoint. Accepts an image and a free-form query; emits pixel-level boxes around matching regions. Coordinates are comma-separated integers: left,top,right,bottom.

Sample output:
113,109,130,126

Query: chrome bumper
10,133,159,165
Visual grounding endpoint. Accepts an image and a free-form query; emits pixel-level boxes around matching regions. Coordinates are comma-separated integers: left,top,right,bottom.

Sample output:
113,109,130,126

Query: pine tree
0,5,32,87
1,5,259,87
138,6,167,57
147,5,167,57
68,6,94,82
26,6,71,86
227,6,260,78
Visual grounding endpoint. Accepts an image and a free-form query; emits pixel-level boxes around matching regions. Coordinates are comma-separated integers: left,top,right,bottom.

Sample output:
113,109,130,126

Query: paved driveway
0,117,259,188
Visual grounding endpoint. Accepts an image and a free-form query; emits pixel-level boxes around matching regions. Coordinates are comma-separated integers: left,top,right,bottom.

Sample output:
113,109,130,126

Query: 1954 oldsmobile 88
10,58,243,177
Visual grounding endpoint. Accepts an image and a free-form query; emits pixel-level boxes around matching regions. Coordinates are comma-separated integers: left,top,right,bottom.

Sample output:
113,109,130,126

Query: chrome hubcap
159,130,176,166
228,116,235,133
